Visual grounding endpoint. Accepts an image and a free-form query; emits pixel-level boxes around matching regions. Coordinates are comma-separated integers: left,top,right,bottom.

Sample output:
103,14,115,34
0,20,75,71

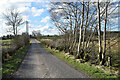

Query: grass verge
2,44,30,78
38,40,119,78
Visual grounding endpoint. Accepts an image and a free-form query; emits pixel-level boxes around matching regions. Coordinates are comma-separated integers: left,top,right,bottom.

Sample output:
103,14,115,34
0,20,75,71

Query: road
13,39,89,78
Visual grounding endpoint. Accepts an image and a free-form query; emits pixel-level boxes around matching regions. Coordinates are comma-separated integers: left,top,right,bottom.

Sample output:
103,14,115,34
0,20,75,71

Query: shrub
2,34,30,63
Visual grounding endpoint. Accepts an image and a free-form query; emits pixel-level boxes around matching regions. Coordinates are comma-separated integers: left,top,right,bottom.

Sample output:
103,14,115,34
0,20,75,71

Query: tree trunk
97,1,102,65
82,2,89,50
72,2,78,53
13,24,16,36
16,26,17,36
68,15,73,53
102,2,108,65
77,1,84,57
72,20,77,51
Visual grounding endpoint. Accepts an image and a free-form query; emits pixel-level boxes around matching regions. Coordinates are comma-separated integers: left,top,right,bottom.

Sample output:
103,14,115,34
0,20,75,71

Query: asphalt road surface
13,39,89,78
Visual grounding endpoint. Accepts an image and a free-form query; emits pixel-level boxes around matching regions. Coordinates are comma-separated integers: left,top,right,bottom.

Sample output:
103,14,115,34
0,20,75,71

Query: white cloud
41,24,49,31
40,24,59,35
8,0,50,3
0,1,31,13
31,7,44,16
0,1,42,36
47,7,50,10
0,21,14,36
18,25,26,34
22,15,29,21
29,24,48,34
18,6,44,19
40,16,50,23
33,24,49,32
0,0,45,19
0,0,58,36
29,24,59,35
30,25,42,28
0,0,32,22
18,6,44,17
18,7,31,13
42,27,59,35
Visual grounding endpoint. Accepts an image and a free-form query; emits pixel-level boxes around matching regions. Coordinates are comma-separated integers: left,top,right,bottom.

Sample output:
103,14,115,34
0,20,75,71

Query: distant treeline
1,31,119,40
1,35,14,40
41,35,59,39
95,31,120,36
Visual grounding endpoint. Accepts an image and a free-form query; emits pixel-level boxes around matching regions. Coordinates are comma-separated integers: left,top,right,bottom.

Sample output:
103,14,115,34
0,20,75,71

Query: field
40,38,119,56
1,39,12,48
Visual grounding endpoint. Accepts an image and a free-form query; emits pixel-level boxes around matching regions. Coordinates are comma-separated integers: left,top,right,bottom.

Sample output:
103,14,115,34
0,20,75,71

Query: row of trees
1,35,14,40
49,1,119,67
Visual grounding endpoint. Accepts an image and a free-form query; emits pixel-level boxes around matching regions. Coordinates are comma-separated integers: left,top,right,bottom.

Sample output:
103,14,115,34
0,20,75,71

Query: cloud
29,24,48,34
46,7,50,10
0,1,45,18
40,24,58,35
18,6,44,17
0,0,59,36
31,7,44,16
41,24,49,31
42,27,59,35
29,24,59,35
31,24,49,32
8,0,50,3
18,25,26,34
22,15,29,21
0,0,32,22
40,16,50,23
30,24,42,28
18,6,44,19
18,7,31,13
0,1,31,13
0,21,14,36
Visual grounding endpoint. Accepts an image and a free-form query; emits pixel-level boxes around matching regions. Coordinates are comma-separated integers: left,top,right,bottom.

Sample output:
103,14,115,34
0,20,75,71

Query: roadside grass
37,39,119,78
2,44,30,78
35,39,41,43
30,39,33,43
44,47,118,78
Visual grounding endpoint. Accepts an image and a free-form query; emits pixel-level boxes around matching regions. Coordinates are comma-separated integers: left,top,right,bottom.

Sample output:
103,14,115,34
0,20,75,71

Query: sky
0,0,119,37
0,0,59,37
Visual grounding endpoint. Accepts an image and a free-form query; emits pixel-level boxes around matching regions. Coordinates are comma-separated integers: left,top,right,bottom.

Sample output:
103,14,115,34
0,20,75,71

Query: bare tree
49,2,77,53
3,8,24,36
32,30,42,39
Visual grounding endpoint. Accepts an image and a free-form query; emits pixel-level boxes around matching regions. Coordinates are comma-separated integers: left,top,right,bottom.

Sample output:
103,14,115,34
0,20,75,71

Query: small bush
2,34,30,63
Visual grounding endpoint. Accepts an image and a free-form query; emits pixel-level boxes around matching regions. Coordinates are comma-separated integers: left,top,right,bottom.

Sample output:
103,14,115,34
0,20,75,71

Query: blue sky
0,0,119,37
0,0,59,37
